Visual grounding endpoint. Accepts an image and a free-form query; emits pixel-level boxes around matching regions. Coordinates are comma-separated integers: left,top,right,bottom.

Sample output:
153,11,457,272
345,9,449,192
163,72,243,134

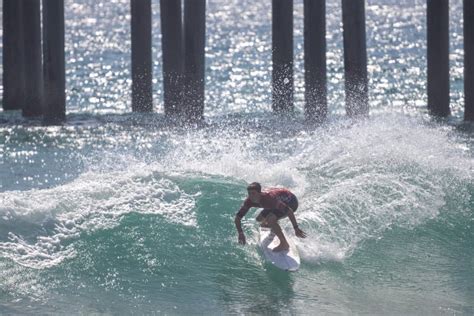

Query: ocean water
1,0,473,315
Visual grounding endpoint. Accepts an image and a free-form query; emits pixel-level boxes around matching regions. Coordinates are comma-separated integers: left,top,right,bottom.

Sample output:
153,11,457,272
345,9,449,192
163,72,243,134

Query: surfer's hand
294,227,307,238
238,232,246,245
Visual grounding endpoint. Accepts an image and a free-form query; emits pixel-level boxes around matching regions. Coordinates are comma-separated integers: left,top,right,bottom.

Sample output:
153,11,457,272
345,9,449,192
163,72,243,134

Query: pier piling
427,0,450,117
131,0,153,112
272,0,294,114
304,0,327,122
342,0,368,117
22,0,43,117
43,0,66,124
3,0,25,111
183,0,206,122
464,0,474,121
160,0,184,118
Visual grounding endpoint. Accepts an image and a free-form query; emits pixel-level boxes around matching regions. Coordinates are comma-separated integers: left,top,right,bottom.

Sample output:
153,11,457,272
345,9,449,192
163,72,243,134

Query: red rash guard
236,188,295,218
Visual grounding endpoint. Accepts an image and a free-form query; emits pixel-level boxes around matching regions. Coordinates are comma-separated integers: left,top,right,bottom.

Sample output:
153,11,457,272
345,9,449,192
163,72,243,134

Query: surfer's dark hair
247,182,262,192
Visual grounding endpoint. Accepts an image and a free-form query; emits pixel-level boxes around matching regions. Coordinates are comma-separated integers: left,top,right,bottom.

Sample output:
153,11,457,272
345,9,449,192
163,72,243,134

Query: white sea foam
91,114,468,264
159,123,311,197
290,115,472,263
148,114,472,264
0,165,198,269
1,114,472,268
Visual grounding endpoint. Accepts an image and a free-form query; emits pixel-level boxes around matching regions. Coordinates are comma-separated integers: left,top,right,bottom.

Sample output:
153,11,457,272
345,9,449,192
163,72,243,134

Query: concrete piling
131,0,153,112
22,0,43,117
272,0,294,114
43,0,66,124
304,0,327,122
427,0,450,117
183,0,206,122
342,0,369,117
3,0,25,111
160,0,184,118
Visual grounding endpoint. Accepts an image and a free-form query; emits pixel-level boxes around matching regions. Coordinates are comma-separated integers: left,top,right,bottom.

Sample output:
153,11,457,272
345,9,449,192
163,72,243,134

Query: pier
1,0,473,123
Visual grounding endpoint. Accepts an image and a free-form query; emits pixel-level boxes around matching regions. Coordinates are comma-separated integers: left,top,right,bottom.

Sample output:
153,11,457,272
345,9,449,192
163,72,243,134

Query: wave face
1,114,473,314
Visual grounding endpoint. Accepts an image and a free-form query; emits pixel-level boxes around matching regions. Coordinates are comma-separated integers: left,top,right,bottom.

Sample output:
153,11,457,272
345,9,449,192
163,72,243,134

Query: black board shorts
259,194,298,220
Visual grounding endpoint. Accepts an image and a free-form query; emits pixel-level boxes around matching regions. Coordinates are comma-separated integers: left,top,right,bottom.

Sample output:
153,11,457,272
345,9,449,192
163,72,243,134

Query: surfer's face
248,189,261,203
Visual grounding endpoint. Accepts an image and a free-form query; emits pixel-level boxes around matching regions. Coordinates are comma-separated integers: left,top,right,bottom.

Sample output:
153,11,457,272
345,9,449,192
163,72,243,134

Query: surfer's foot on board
273,242,289,252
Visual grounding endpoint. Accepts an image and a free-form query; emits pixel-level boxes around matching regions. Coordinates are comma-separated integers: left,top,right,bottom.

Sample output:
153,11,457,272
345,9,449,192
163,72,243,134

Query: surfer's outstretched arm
286,208,307,238
234,214,246,245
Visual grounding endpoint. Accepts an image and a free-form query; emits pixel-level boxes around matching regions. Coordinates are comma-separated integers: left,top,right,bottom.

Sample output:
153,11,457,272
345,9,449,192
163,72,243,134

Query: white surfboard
258,227,300,272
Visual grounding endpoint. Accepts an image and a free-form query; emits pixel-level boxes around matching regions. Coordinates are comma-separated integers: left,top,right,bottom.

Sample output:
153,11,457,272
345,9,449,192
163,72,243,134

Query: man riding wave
234,182,307,252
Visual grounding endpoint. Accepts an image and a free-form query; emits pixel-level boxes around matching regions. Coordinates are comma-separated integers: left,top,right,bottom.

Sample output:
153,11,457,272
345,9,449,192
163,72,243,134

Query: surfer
234,182,307,252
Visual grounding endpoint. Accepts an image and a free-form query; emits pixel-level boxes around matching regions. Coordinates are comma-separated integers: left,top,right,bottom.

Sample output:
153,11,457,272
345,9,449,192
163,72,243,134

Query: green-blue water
1,0,474,314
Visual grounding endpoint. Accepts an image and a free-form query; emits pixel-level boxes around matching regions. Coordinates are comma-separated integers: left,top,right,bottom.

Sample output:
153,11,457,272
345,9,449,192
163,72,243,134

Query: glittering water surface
0,0,466,117
1,0,473,315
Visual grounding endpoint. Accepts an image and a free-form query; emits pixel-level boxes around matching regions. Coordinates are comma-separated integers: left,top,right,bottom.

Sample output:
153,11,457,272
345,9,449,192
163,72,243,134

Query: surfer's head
247,182,262,203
